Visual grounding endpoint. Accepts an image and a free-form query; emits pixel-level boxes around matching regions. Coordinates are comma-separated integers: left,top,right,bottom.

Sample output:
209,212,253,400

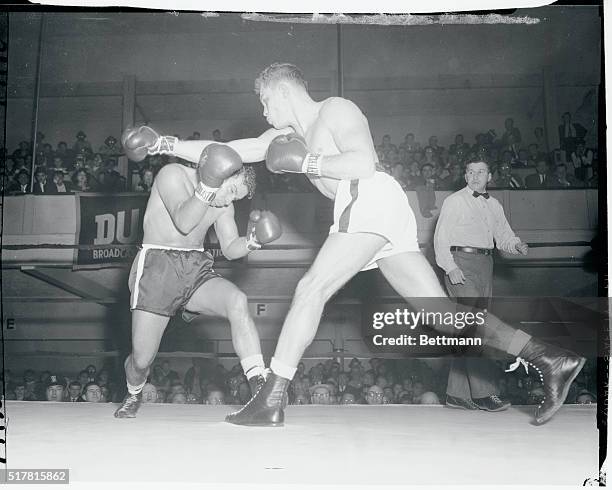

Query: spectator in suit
534,127,547,152
33,167,48,194
525,160,550,189
527,143,547,166
55,141,74,164
547,164,581,188
67,381,83,402
99,135,122,157
399,133,420,154
414,163,438,218
96,159,126,192
377,134,398,158
428,135,444,158
72,131,92,156
47,169,73,194
570,141,594,182
439,163,464,191
7,169,30,194
449,134,470,156
558,112,587,156
134,167,155,193
501,117,522,147
491,163,523,189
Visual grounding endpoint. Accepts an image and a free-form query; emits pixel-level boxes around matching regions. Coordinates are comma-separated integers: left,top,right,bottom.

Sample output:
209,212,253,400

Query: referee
434,159,529,411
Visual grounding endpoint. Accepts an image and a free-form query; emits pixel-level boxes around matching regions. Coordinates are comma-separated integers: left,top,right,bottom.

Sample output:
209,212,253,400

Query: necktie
472,191,490,199
540,174,544,184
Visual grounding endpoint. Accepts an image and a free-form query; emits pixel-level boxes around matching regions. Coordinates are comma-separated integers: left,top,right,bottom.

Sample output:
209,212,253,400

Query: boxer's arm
155,165,212,235
316,98,376,180
172,129,291,164
226,128,292,163
213,206,250,260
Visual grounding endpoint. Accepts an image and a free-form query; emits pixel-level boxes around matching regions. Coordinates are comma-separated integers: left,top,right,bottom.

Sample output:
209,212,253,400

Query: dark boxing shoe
225,372,289,427
248,374,266,397
473,394,511,412
510,338,586,425
446,394,479,410
114,392,142,418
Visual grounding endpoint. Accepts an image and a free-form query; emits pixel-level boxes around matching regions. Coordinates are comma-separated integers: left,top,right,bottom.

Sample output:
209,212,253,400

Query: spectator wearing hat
96,159,125,193
73,131,92,156
99,135,121,157
83,382,103,403
45,375,65,402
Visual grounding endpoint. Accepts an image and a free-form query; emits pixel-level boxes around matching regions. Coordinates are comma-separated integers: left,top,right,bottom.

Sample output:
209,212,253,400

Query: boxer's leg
115,309,169,418
185,277,265,383
226,232,387,426
272,232,387,370
378,251,585,424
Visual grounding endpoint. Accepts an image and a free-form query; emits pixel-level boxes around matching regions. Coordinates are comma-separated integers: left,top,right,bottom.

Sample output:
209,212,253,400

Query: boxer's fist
197,144,243,190
121,126,177,162
246,210,282,250
266,133,310,174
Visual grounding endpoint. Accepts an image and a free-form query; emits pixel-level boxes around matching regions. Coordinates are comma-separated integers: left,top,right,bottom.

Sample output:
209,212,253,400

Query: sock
241,354,265,379
270,357,297,380
507,330,533,357
127,380,146,395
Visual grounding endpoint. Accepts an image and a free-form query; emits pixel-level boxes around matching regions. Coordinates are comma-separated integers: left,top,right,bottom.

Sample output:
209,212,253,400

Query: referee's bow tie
472,191,490,199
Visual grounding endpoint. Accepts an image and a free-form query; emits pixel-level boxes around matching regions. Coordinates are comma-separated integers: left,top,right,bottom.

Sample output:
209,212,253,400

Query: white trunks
329,171,420,271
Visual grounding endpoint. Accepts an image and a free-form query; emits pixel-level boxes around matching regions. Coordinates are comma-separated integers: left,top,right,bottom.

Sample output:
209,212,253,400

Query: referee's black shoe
473,394,511,412
445,394,479,410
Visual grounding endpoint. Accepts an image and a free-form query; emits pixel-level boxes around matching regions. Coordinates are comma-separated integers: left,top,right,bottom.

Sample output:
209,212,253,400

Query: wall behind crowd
6,7,600,150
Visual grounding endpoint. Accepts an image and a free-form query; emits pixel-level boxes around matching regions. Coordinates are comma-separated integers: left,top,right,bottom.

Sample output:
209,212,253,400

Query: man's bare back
142,164,227,248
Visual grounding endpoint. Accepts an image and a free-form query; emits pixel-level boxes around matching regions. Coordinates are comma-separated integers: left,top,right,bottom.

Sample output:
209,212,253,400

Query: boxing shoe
445,394,479,410
473,394,511,412
225,372,289,427
509,338,585,425
114,392,142,418
248,374,266,397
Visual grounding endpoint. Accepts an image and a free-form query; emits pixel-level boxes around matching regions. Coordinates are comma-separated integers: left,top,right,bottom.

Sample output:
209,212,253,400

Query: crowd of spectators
1,131,126,195
2,356,596,407
375,115,598,193
1,114,598,198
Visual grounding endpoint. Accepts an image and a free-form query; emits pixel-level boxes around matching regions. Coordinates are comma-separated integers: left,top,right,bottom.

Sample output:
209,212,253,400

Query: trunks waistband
141,243,205,252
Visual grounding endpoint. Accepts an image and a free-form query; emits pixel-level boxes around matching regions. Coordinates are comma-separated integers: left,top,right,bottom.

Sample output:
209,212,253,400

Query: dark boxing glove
265,133,322,177
194,144,244,204
121,126,177,162
246,210,282,251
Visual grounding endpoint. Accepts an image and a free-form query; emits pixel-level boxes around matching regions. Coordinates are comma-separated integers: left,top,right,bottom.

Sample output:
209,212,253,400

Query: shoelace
504,357,546,408
119,394,139,410
490,395,503,404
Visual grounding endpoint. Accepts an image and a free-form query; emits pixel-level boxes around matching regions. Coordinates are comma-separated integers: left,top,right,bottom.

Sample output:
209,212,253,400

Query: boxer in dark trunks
114,140,281,417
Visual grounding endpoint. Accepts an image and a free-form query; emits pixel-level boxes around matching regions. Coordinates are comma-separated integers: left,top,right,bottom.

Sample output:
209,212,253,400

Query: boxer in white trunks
124,63,584,427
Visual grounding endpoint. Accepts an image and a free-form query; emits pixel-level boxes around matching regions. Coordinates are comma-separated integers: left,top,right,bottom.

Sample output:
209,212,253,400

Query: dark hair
240,165,257,199
255,63,308,94
465,158,491,173
420,163,434,171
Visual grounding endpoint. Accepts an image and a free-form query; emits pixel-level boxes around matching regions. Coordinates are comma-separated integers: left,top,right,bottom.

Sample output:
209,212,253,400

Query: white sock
127,380,146,395
270,357,297,380
241,354,265,379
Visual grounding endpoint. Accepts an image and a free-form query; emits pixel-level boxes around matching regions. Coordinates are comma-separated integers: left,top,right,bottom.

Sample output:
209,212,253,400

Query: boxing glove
194,144,243,203
266,133,322,176
246,210,282,251
121,126,177,162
